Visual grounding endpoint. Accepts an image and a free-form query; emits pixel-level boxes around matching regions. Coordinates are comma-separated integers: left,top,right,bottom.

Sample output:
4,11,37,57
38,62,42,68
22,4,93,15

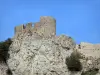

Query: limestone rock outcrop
0,62,10,75
6,16,100,75
8,33,76,75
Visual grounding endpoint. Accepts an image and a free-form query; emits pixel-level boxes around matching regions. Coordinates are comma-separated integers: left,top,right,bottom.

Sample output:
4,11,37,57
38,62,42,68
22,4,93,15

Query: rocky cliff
1,16,100,75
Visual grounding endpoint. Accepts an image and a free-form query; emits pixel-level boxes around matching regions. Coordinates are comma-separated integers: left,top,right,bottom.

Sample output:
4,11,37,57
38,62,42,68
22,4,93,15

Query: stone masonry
14,16,56,38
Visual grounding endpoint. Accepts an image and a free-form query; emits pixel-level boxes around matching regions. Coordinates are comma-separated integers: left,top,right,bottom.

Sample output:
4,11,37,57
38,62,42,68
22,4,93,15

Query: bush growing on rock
65,50,82,71
0,38,12,75
0,38,12,62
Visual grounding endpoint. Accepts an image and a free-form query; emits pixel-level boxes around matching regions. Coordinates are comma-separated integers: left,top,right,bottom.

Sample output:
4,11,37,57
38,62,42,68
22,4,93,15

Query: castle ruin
14,16,56,38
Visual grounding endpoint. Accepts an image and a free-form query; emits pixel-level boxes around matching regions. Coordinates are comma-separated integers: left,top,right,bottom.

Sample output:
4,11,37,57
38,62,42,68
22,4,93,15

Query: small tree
65,51,82,71
0,38,12,63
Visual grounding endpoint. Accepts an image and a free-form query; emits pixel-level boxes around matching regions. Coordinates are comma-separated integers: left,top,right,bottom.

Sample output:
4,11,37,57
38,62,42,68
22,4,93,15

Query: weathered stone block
15,25,24,34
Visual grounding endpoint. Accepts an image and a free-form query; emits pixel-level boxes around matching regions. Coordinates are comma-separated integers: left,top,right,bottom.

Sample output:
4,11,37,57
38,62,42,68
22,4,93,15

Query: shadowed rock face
0,62,12,75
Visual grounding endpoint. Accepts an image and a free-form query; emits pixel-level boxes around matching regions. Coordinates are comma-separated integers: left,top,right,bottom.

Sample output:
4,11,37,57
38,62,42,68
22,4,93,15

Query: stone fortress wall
15,16,56,38
76,42,100,58
78,42,100,50
14,16,100,50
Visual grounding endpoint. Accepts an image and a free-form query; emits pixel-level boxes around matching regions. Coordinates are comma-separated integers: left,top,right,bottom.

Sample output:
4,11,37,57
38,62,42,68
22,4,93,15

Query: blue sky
0,0,100,44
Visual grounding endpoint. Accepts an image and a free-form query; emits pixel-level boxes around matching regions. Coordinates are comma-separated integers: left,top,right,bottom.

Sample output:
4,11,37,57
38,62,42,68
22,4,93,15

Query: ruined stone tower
33,16,56,38
14,16,56,38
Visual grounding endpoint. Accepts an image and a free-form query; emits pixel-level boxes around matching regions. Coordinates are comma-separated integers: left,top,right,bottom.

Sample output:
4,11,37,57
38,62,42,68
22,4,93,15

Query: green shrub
0,38,12,62
81,68,99,75
65,51,82,71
